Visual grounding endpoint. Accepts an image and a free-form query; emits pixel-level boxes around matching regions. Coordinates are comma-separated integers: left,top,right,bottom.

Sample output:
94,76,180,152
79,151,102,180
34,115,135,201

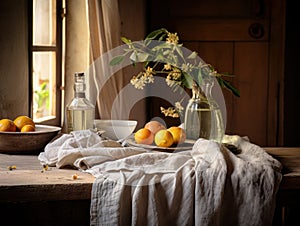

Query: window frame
28,0,64,126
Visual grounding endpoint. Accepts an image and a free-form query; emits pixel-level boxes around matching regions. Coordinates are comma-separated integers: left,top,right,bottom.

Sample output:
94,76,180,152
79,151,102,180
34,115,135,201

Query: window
29,0,65,125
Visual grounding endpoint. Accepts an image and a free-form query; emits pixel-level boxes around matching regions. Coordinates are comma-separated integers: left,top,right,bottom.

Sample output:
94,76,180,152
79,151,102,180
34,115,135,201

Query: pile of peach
134,121,186,147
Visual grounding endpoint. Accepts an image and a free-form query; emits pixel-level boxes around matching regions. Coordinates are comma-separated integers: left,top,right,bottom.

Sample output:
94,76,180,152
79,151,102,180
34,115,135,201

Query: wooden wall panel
167,0,267,18
233,42,269,145
148,0,284,146
172,19,269,41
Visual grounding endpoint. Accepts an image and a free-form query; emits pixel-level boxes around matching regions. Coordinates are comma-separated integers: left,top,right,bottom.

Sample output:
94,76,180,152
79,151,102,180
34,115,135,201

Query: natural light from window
32,0,56,122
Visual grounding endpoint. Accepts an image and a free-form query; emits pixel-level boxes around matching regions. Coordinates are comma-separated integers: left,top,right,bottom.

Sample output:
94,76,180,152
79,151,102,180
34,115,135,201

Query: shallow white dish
126,137,195,152
0,125,61,155
94,119,137,141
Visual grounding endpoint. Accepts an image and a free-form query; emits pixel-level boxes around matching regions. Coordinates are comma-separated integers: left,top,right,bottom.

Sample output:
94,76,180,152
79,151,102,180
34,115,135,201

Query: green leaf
218,78,240,97
182,71,194,89
219,72,235,77
41,82,47,90
197,68,203,86
174,45,184,60
129,52,149,62
187,51,198,59
129,52,138,62
158,33,167,41
144,34,166,47
109,55,125,66
216,77,224,87
163,50,171,55
121,37,131,44
146,28,167,40
152,42,173,51
154,53,166,62
137,52,150,62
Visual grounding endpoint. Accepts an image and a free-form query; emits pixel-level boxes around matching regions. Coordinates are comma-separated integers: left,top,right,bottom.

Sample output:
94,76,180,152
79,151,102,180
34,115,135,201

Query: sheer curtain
86,0,127,120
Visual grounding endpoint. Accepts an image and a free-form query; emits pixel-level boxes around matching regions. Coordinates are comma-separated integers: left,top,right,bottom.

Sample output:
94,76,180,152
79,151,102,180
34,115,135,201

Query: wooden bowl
0,125,61,155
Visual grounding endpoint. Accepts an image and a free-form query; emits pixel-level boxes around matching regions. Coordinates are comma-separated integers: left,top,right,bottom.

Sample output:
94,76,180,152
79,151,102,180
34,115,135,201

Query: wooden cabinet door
148,0,285,146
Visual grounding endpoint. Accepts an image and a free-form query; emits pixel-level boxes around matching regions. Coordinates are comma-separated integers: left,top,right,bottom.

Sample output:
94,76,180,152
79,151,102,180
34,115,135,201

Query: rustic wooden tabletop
1,147,300,203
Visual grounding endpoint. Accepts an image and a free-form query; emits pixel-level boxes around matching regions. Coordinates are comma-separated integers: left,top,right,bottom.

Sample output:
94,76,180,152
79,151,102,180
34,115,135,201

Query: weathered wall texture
0,0,28,119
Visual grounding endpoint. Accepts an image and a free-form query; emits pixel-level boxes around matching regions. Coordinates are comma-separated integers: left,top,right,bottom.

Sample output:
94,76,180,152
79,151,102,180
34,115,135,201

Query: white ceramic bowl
94,119,137,141
0,125,61,155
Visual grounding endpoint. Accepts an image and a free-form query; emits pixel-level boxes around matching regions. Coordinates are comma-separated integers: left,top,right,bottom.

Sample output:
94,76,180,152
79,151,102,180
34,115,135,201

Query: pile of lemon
0,116,35,132
134,121,186,148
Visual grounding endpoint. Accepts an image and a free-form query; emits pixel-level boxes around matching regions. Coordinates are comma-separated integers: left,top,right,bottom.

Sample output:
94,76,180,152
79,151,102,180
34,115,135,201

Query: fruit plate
125,137,195,152
0,125,61,155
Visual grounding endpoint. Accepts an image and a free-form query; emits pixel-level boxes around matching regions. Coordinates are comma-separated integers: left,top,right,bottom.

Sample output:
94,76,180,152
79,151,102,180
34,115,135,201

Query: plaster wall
0,0,28,119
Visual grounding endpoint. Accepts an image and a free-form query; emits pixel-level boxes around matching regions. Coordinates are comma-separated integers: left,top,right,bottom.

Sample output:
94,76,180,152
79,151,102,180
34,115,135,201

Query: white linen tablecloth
38,130,282,226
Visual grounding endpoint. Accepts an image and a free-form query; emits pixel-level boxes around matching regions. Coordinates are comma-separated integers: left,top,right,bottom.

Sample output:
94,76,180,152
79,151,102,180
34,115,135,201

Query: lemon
21,124,35,132
13,116,35,131
167,126,186,144
0,119,17,132
154,129,174,147
134,128,154,145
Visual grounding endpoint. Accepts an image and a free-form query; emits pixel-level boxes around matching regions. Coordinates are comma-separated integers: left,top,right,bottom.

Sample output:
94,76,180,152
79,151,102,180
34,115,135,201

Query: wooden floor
1,147,300,225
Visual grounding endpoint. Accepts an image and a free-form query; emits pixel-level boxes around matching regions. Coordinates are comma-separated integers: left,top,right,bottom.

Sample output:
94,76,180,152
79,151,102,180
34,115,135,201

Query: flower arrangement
110,28,240,117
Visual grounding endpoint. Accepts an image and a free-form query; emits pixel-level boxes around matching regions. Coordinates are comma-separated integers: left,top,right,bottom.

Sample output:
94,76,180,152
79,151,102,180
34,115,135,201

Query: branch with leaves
110,28,240,117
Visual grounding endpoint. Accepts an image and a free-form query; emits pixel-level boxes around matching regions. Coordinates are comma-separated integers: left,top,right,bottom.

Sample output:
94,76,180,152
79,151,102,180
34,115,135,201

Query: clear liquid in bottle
67,108,94,133
185,107,224,143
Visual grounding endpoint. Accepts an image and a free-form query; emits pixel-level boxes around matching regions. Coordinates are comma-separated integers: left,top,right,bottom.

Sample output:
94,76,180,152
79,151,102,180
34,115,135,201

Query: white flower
164,63,172,70
166,32,179,44
160,106,179,118
175,102,184,113
181,63,193,73
130,68,155,90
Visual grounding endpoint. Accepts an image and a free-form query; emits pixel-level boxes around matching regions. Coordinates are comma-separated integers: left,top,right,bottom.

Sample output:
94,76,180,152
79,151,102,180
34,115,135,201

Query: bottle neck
73,73,87,98
74,92,86,98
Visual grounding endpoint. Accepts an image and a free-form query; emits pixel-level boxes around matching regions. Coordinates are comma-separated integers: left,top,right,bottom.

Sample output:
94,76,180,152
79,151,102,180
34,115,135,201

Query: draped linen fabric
86,0,129,119
38,131,282,226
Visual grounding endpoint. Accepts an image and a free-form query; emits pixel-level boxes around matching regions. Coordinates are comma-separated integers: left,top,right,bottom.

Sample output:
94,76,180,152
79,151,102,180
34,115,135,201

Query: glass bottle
66,72,95,133
184,81,224,143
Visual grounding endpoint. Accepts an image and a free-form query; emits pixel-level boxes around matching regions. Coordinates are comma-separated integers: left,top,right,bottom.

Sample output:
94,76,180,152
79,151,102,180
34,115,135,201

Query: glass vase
184,81,224,143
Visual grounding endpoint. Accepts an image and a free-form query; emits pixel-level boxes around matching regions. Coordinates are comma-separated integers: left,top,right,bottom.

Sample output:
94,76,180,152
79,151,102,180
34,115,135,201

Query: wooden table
0,154,95,226
264,148,300,226
265,148,300,206
0,154,94,202
1,148,300,225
